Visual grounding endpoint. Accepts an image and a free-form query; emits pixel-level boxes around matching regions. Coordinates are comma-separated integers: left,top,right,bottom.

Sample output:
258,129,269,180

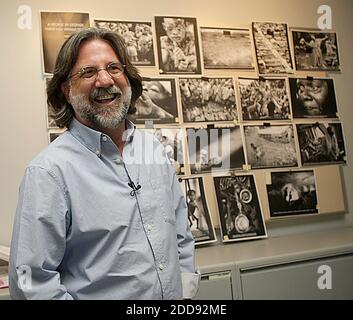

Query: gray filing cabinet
196,228,353,300
240,254,353,300
194,271,233,300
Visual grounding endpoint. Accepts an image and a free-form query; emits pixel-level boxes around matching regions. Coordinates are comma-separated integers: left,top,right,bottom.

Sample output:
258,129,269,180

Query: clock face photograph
214,174,267,242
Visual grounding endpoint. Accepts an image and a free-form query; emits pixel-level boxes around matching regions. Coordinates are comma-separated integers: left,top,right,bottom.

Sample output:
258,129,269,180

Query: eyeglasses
67,62,126,81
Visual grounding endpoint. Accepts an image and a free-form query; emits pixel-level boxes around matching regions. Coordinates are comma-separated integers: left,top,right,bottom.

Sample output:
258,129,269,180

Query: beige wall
1,0,352,246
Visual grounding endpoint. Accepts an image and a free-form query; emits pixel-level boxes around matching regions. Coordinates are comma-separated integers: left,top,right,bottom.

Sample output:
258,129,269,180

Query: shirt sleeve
9,166,73,300
171,168,201,299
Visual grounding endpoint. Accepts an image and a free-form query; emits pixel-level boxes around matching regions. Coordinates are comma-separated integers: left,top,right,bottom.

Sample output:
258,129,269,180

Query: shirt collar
69,118,136,156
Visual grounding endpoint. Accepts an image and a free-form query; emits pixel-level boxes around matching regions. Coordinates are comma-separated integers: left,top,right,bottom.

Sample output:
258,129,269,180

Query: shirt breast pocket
149,177,176,226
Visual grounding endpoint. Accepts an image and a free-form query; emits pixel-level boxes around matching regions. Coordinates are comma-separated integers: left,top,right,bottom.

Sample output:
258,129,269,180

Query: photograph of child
155,16,202,74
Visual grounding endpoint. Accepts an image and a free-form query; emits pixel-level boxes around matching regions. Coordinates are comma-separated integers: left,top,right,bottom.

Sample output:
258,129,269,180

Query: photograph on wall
214,174,267,242
45,78,58,129
179,77,238,123
187,126,245,174
155,16,202,74
141,127,185,176
48,129,67,144
127,77,179,124
180,177,217,245
238,77,291,121
292,29,340,71
252,22,294,75
41,12,90,74
244,125,298,169
94,19,156,66
266,170,318,218
296,122,346,166
200,27,255,70
289,77,338,119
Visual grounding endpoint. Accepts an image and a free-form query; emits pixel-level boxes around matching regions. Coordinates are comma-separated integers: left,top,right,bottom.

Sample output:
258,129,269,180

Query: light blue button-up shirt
9,118,199,300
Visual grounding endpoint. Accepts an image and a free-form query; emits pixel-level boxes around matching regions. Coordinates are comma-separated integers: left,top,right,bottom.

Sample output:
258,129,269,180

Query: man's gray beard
69,86,132,130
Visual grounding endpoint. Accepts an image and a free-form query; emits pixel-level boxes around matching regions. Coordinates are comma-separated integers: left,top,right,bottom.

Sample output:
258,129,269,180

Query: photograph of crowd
200,27,255,69
238,77,291,121
214,174,267,242
155,16,202,74
252,22,294,75
292,29,340,71
41,12,90,74
289,77,338,119
187,126,245,174
296,122,346,166
180,177,217,245
150,127,185,176
266,170,318,217
244,125,298,169
179,77,238,123
127,77,179,124
94,19,155,66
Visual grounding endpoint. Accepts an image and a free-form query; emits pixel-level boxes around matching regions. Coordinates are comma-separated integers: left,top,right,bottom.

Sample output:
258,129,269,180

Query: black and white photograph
238,77,291,121
296,122,346,166
180,177,217,246
252,22,294,75
244,125,298,169
45,78,58,129
187,126,245,174
200,27,255,70
214,174,267,242
179,77,238,123
289,77,338,119
155,16,202,74
94,19,156,66
292,29,341,71
47,101,57,129
266,170,318,217
148,127,185,176
48,129,66,144
127,77,179,124
41,12,90,74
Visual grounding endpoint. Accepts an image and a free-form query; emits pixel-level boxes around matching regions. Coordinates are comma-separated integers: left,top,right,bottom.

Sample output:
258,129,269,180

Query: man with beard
9,28,199,300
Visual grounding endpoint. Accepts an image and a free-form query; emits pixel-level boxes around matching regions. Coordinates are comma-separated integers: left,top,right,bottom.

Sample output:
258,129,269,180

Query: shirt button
114,158,121,164
95,150,101,157
146,224,152,232
159,264,164,271
102,136,108,142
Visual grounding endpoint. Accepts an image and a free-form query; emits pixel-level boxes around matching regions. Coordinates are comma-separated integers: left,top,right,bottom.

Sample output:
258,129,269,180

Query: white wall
1,0,352,246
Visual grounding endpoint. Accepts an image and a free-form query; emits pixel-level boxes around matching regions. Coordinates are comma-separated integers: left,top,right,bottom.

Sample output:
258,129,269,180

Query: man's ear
61,82,70,102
